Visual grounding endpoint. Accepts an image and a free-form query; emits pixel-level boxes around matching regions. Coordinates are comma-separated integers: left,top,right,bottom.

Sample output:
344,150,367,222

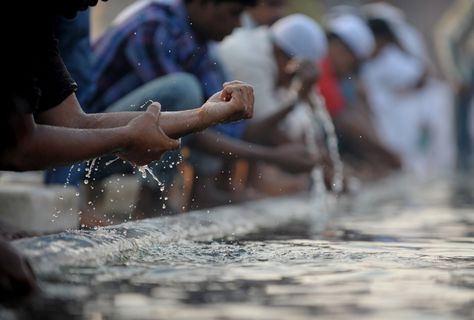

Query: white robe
218,27,315,141
362,44,455,176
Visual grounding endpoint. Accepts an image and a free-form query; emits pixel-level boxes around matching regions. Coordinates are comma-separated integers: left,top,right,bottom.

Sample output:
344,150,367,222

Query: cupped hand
285,59,319,101
118,103,180,166
202,80,254,123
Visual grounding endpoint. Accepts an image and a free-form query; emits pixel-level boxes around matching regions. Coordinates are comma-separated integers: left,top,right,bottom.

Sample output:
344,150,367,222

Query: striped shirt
86,0,246,137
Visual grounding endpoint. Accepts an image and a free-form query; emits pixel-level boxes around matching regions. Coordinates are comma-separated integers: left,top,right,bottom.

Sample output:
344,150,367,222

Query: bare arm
243,96,297,145
36,81,254,139
194,131,319,174
1,105,179,171
1,113,130,170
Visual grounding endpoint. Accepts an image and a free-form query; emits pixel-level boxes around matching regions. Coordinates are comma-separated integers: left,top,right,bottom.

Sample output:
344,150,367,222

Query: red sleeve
316,57,345,118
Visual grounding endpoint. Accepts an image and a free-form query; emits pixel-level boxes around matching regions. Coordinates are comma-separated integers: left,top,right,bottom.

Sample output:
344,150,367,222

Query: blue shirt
86,0,245,138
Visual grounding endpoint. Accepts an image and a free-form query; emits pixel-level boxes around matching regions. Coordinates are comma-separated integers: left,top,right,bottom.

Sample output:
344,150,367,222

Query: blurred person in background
363,2,456,177
435,0,474,172
241,0,288,28
219,14,328,196
83,0,319,219
316,12,401,181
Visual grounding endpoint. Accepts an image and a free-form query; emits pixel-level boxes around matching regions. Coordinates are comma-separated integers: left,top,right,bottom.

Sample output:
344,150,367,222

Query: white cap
362,3,427,60
362,3,405,26
327,14,375,60
271,14,327,62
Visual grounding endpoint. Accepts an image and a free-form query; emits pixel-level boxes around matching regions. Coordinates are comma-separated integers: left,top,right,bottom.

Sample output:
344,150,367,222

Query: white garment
362,44,425,151
271,14,327,61
363,44,455,176
219,27,278,119
326,14,375,59
218,27,313,140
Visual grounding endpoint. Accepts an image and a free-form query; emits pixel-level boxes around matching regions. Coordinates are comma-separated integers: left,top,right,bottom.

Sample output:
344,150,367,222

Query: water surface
2,176,473,320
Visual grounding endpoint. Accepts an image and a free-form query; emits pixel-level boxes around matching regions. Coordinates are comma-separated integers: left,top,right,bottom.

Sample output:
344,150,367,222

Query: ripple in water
4,177,474,320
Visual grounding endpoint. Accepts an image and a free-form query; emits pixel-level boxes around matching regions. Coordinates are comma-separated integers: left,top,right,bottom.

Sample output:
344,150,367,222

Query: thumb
146,102,161,121
220,87,233,102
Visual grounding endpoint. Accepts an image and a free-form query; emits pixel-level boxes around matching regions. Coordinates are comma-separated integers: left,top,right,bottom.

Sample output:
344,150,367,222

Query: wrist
116,125,133,153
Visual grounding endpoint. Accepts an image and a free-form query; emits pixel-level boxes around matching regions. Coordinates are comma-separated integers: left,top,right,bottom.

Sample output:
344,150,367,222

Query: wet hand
202,80,254,123
118,103,180,166
286,59,319,101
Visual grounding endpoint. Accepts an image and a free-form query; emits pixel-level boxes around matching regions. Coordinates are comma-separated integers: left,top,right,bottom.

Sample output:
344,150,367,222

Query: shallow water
2,176,474,320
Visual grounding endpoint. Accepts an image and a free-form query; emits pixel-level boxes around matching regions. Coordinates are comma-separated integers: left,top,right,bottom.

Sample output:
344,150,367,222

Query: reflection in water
2,177,474,320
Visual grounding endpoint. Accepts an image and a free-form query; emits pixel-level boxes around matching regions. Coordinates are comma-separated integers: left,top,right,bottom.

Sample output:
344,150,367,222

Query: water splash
83,158,98,185
311,92,344,193
14,196,313,273
105,157,120,166
137,165,162,186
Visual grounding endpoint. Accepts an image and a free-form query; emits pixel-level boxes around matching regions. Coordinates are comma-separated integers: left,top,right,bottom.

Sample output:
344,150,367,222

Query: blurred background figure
317,12,401,181
241,0,289,28
434,0,474,173
362,2,456,177
80,0,319,222
219,14,327,196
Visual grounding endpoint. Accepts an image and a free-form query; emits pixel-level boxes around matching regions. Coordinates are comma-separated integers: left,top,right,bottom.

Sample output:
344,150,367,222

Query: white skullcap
271,14,327,62
362,3,406,26
362,3,427,60
327,14,375,60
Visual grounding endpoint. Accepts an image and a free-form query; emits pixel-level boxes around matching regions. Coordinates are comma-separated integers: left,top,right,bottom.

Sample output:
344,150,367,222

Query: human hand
0,239,37,302
269,143,320,174
118,102,180,166
286,59,319,101
201,80,254,124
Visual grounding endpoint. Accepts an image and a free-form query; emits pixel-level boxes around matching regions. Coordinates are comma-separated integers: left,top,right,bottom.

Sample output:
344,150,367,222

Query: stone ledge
0,184,79,233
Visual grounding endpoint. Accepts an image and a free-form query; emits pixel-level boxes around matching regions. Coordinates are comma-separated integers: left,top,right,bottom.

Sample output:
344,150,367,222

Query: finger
220,87,233,101
146,102,161,121
223,80,245,87
157,126,181,151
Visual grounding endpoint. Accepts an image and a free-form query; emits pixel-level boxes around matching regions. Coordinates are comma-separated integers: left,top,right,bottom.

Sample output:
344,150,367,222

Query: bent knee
167,73,204,108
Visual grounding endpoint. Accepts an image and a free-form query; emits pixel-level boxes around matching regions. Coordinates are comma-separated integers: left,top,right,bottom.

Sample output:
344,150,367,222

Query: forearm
193,131,272,161
243,99,296,143
40,93,213,139
1,124,129,171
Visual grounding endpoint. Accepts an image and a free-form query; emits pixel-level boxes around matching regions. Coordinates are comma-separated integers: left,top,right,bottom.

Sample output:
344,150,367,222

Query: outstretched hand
202,80,254,124
118,102,180,166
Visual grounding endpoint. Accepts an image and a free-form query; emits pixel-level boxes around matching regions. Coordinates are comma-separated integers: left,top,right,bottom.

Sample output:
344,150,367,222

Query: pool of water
2,175,473,320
